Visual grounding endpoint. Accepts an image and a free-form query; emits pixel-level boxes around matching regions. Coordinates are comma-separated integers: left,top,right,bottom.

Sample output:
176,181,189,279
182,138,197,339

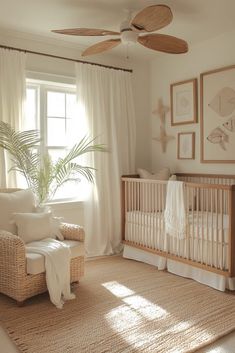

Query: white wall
150,28,235,175
0,31,151,224
132,64,151,170
49,201,84,227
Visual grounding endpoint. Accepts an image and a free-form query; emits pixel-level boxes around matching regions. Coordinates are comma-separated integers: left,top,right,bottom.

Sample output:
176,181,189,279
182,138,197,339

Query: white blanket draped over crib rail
26,238,75,308
164,181,186,239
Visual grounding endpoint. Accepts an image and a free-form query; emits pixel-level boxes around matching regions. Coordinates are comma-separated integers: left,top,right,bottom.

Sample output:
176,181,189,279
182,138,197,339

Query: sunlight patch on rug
102,280,135,297
103,280,168,320
123,295,168,320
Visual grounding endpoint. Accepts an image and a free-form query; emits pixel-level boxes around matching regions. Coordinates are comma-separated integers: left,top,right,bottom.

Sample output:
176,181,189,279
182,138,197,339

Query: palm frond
0,122,106,204
0,122,40,150
62,135,106,165
58,162,95,183
32,153,55,203
0,121,41,187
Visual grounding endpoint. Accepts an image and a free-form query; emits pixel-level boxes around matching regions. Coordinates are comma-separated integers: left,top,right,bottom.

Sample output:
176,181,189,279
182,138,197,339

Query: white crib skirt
123,245,235,292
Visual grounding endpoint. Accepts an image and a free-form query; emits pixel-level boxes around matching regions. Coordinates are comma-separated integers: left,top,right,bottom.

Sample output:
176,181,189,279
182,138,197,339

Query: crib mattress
125,210,229,241
125,210,229,269
126,210,229,228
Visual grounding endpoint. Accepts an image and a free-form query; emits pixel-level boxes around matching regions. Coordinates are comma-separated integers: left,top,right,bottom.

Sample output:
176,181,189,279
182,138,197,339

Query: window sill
46,200,84,211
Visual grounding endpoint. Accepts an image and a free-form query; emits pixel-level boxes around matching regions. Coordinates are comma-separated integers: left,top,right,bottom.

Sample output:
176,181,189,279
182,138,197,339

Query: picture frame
170,78,197,126
177,132,195,160
200,65,235,163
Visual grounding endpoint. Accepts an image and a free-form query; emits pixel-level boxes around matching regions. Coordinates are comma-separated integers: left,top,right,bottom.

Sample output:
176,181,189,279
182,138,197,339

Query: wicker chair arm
60,223,85,242
0,230,26,276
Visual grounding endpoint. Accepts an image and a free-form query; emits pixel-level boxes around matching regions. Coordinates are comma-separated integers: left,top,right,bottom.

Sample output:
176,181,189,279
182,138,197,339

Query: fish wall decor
223,116,235,132
207,127,229,151
208,87,235,117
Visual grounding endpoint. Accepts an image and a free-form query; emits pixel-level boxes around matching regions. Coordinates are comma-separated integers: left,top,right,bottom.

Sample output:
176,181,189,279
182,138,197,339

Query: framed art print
177,132,195,160
171,78,197,126
200,65,235,163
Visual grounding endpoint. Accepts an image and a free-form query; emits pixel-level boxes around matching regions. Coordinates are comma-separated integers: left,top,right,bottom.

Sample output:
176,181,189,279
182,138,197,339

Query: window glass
25,79,87,202
47,117,66,146
48,148,66,162
47,91,65,118
48,148,89,201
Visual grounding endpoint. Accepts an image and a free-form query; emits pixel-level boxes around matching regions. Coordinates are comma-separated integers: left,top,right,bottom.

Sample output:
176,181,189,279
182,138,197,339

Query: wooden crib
121,173,235,280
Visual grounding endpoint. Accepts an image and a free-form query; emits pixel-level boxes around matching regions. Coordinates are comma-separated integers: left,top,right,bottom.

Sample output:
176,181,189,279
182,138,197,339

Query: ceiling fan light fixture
53,4,188,56
121,30,138,44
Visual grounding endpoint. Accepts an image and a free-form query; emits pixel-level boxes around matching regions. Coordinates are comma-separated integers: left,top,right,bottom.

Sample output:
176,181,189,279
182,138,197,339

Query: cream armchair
0,189,85,306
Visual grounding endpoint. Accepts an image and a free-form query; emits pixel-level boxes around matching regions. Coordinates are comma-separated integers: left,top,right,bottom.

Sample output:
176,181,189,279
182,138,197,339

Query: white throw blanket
26,238,75,308
164,180,186,239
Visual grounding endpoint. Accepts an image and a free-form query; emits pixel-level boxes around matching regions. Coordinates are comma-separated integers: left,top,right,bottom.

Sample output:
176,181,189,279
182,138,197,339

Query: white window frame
26,77,85,203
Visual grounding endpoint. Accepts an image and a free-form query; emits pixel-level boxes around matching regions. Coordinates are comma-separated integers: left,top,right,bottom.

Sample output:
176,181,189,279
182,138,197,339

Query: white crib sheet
125,210,229,270
125,210,229,240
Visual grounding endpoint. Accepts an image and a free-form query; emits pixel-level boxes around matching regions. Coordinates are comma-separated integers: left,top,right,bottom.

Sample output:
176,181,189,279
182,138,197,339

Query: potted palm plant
0,121,105,205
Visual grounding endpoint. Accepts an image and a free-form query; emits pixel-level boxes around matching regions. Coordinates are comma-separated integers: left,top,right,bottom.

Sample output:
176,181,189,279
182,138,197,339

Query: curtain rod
0,44,133,73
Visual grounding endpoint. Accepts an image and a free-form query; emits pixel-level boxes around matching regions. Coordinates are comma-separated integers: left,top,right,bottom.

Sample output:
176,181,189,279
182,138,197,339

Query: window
25,79,89,202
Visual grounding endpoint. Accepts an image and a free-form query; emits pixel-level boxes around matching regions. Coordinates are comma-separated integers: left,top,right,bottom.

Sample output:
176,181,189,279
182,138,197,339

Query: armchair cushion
0,189,35,234
25,240,85,275
13,212,63,243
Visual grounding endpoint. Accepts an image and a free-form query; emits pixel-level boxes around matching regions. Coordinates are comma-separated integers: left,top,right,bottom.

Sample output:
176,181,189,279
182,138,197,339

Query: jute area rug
1,257,235,353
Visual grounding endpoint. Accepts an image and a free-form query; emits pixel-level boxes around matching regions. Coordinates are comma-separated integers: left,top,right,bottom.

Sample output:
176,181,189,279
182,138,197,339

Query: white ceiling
1,0,235,60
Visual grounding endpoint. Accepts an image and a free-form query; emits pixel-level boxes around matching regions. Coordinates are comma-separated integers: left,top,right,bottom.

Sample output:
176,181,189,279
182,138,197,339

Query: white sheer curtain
0,48,26,187
76,63,136,257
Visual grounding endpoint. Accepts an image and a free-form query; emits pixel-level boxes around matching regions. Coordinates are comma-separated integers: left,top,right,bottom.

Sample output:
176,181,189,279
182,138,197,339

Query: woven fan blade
82,39,121,56
138,34,188,54
131,5,173,33
52,28,120,36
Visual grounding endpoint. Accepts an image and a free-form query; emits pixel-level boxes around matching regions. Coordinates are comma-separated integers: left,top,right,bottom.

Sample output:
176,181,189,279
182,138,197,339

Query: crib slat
147,182,151,248
196,188,199,263
228,186,235,276
158,183,161,250
160,183,164,251
185,185,189,259
200,188,203,264
137,182,140,245
215,188,219,269
191,187,195,261
210,189,214,266
205,188,209,266
220,189,224,270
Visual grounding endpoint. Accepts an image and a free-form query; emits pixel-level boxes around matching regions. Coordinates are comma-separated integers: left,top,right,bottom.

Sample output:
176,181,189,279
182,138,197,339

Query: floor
1,256,235,353
1,316,235,352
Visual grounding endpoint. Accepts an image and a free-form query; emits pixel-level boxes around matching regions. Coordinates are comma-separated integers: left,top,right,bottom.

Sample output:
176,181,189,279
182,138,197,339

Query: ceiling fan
52,4,188,57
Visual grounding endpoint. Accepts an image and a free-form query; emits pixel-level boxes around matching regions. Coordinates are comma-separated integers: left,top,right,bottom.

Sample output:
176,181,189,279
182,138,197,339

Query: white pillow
137,167,170,180
0,189,35,234
169,174,177,181
13,212,63,243
51,216,64,241
136,168,169,213
35,205,64,241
